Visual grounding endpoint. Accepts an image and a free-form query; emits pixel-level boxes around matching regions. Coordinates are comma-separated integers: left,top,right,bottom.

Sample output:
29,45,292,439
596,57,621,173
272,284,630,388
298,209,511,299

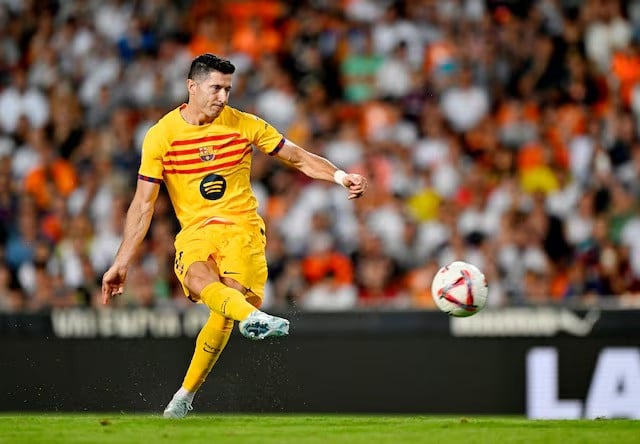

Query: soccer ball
431,261,488,317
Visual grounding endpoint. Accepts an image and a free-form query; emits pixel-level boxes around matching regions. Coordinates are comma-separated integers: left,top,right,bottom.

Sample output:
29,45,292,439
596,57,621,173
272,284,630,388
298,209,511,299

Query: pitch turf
0,414,638,444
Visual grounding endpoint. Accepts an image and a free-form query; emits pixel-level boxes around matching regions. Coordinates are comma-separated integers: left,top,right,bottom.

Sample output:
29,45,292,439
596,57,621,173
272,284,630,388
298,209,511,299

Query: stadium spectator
22,133,78,211
375,40,414,100
439,65,490,134
340,28,383,103
0,66,49,134
0,263,22,313
354,227,406,308
5,197,40,272
0,155,14,245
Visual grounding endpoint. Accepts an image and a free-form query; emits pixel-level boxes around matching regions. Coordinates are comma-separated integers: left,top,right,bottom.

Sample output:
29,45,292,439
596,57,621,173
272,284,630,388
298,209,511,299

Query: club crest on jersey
198,146,215,161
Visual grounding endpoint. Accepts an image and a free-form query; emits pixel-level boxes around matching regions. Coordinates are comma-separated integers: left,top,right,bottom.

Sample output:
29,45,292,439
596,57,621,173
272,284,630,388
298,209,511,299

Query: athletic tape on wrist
333,170,348,187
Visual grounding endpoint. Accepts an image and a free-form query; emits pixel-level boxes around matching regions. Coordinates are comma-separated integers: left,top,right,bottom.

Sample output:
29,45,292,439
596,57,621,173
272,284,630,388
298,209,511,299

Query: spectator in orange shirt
187,13,226,58
301,232,354,286
23,132,77,211
231,16,282,62
611,43,640,109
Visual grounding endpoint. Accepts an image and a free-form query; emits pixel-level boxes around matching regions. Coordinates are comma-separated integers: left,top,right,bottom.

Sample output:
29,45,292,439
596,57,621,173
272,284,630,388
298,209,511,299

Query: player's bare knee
184,261,220,296
246,294,262,309
220,276,248,295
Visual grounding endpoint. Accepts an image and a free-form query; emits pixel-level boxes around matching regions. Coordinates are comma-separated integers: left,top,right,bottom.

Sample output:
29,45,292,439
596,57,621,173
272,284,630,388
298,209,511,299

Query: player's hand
343,173,368,200
101,264,128,305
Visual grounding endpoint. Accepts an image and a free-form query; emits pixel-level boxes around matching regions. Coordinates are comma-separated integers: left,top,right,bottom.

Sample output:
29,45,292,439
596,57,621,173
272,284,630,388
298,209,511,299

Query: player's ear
186,78,197,96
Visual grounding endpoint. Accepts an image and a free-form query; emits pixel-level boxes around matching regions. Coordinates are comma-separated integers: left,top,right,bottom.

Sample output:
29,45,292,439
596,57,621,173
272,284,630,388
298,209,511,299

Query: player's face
192,71,232,119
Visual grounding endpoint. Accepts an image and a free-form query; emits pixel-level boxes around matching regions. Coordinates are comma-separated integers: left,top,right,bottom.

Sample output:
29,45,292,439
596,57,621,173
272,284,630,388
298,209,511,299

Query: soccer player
101,54,368,418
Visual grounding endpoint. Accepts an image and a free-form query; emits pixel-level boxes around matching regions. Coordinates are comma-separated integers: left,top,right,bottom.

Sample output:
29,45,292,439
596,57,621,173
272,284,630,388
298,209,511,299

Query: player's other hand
343,173,368,200
101,265,128,305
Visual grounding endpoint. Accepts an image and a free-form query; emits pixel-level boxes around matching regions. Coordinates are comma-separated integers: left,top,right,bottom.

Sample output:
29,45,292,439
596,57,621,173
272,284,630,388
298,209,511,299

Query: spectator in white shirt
440,66,489,133
0,67,49,134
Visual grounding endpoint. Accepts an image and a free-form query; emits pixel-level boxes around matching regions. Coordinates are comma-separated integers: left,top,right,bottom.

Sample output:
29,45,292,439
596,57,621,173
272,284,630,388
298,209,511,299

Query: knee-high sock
199,282,256,321
182,311,234,392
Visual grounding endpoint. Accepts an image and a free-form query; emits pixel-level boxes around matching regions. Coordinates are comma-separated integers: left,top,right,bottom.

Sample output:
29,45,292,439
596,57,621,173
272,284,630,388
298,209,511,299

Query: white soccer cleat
238,310,290,340
163,396,193,419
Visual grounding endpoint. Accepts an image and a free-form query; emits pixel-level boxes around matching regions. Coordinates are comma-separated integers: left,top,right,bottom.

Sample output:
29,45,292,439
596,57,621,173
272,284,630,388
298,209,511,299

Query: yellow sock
199,282,256,321
182,311,233,392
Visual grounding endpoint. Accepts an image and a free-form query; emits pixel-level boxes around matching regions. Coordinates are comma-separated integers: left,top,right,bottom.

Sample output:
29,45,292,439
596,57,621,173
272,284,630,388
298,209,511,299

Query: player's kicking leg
238,309,289,340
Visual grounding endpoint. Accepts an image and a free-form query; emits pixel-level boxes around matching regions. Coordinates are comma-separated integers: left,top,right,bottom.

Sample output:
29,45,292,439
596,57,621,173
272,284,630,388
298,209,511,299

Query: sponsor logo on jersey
200,173,226,200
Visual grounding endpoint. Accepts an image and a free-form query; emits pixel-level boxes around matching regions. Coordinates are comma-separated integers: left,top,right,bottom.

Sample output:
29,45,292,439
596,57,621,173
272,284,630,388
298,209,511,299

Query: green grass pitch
1,414,639,444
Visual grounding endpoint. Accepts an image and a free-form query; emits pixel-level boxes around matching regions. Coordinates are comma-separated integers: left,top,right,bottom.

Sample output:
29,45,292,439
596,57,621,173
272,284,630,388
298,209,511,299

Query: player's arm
101,178,160,304
274,139,368,200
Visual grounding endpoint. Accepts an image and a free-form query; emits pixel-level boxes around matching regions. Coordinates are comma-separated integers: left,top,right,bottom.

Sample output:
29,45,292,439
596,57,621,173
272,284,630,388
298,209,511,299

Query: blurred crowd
2,0,640,313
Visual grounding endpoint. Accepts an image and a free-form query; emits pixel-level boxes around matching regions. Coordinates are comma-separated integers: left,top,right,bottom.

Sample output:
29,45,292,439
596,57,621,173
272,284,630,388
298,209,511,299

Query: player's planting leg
163,392,193,419
182,311,233,390
163,311,233,418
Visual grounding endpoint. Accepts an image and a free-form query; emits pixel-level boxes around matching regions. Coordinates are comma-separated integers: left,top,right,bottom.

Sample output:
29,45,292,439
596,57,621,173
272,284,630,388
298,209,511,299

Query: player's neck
180,103,216,126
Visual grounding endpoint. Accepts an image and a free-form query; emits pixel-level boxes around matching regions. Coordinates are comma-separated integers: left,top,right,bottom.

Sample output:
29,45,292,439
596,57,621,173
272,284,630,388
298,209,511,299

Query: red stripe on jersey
164,148,252,174
170,133,241,147
163,145,250,166
163,157,203,166
220,138,248,147
166,138,249,157
166,147,200,157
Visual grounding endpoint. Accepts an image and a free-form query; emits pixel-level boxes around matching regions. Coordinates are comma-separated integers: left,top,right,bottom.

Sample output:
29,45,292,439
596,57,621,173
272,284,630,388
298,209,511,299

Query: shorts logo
200,173,226,200
199,146,215,161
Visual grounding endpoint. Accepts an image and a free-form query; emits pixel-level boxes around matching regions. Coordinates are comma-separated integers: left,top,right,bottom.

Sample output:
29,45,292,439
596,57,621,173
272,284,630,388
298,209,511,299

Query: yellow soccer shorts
173,220,268,305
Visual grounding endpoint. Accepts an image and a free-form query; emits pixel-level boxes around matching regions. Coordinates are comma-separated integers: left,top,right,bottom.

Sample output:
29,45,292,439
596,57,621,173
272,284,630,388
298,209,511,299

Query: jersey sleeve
138,124,165,182
241,112,285,156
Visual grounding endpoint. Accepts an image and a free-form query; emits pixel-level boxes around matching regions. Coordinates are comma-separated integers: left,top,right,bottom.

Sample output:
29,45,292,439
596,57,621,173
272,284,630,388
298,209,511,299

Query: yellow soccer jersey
138,104,284,231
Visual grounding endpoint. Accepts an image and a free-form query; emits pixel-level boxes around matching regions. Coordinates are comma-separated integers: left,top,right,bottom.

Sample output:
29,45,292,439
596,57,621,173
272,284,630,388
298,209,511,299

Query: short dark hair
188,54,236,80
